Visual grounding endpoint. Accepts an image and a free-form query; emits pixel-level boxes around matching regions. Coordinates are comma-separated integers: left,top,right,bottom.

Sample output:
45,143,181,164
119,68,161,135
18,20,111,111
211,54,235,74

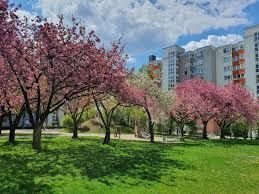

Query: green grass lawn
0,136,258,194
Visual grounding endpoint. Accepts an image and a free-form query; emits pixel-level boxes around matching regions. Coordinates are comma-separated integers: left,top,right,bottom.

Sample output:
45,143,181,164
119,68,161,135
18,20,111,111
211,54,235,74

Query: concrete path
0,129,170,142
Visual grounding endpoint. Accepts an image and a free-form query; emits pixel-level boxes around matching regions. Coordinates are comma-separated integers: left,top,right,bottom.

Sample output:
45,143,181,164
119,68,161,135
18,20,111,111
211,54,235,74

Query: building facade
159,24,259,98
162,45,185,90
2,110,64,129
180,46,216,83
216,41,245,87
244,24,259,97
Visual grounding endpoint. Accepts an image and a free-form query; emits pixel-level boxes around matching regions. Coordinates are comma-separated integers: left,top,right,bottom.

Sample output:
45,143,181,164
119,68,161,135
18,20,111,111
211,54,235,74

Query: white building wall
244,25,259,97
193,46,216,83
216,45,233,86
162,45,185,91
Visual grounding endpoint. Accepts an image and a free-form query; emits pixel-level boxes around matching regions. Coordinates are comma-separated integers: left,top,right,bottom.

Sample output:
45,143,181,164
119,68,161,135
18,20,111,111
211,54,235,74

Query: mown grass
0,136,258,194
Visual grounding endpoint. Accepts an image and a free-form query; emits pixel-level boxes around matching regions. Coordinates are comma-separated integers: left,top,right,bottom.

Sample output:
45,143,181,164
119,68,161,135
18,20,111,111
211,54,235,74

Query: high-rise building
149,55,157,62
244,24,259,97
216,41,245,87
155,24,259,97
180,46,216,83
162,45,185,90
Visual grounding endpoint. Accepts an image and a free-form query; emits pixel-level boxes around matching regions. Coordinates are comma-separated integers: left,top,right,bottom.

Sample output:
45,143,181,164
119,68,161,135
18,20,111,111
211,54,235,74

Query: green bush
61,115,91,132
113,107,147,128
61,115,74,130
230,121,249,139
224,126,232,137
83,108,96,121
61,108,96,131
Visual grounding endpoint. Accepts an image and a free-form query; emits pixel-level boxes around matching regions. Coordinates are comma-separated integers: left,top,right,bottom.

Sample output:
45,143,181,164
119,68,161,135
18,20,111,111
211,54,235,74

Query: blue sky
12,0,259,68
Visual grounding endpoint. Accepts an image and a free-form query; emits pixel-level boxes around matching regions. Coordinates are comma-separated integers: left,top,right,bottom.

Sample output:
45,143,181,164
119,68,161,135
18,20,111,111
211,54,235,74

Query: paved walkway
0,129,169,142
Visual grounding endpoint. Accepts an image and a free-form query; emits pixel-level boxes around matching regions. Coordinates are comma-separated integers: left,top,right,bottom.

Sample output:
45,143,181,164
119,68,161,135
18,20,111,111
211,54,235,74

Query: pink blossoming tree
215,84,258,139
174,79,221,139
119,74,172,143
0,1,127,149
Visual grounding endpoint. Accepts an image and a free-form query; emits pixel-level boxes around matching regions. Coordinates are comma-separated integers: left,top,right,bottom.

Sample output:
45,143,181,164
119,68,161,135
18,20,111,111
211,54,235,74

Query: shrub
187,121,198,137
230,121,249,139
61,115,74,130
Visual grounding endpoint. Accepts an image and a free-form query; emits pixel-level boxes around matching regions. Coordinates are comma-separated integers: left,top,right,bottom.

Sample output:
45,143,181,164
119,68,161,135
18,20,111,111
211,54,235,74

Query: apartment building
2,110,64,129
216,41,245,87
159,24,259,98
162,45,185,90
244,24,259,97
180,46,216,83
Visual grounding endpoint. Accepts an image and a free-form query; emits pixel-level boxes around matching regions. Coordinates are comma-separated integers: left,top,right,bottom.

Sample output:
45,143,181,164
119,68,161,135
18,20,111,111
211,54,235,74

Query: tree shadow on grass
209,139,259,147
0,138,192,193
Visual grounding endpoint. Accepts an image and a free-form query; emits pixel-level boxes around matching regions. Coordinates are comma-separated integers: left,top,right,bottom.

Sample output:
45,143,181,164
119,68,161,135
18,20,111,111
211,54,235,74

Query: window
256,75,259,83
228,75,231,80
255,32,259,42
224,66,231,72
256,64,259,73
234,66,240,70
256,54,259,61
196,51,203,57
240,45,244,49
240,64,245,69
233,56,238,62
240,54,244,59
223,48,230,54
224,76,228,80
224,57,230,63
196,68,203,74
257,86,259,95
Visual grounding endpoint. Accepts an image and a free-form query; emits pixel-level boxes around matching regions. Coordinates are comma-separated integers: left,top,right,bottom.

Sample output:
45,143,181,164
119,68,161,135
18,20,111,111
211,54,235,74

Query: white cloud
16,10,37,21
33,0,255,55
183,34,244,51
127,55,137,64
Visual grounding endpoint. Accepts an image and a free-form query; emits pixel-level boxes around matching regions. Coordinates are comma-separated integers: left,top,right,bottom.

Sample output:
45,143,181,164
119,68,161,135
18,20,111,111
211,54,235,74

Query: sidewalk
0,129,167,142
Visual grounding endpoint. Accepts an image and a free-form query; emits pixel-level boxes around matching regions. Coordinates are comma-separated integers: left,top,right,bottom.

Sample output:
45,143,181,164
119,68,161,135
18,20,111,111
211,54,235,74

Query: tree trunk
0,122,2,135
169,119,173,135
32,125,42,150
220,128,226,139
72,120,79,138
0,112,5,135
149,121,154,143
180,126,184,141
202,121,209,140
9,125,15,143
145,108,154,143
103,128,110,144
8,112,16,144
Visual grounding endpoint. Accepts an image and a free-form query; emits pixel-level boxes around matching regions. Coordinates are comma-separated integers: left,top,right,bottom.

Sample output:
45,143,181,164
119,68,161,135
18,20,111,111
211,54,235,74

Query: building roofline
182,45,216,52
216,40,244,49
162,44,185,50
195,45,216,50
244,24,259,30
